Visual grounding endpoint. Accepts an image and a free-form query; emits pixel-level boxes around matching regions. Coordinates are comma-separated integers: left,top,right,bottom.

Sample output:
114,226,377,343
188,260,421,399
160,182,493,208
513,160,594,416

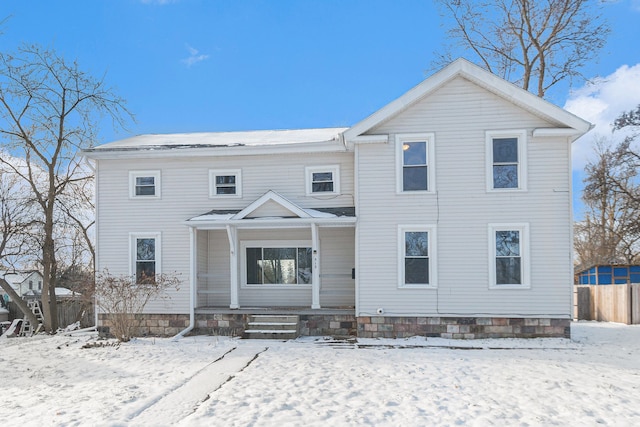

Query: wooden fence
574,284,640,324
6,299,95,329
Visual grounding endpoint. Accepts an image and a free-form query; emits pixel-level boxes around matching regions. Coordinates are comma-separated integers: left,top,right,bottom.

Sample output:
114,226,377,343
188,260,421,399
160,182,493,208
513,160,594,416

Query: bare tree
576,137,640,269
0,44,131,332
0,162,40,327
434,0,609,97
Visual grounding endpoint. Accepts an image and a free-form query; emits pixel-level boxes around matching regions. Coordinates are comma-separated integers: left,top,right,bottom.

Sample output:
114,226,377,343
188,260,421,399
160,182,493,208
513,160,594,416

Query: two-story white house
83,59,591,339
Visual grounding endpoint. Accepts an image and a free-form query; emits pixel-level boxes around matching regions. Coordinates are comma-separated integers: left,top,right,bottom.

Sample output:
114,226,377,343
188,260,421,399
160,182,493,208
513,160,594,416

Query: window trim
129,232,162,282
397,225,438,289
209,169,242,198
485,130,527,192
488,223,530,289
396,133,436,194
240,240,313,289
129,170,161,199
305,165,340,196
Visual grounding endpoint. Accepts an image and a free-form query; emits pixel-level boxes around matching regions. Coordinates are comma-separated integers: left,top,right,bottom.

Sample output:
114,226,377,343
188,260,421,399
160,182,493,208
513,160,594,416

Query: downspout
173,226,196,340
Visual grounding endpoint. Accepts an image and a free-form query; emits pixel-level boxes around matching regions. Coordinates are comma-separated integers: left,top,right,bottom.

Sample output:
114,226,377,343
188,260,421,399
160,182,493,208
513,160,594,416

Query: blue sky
2,0,640,215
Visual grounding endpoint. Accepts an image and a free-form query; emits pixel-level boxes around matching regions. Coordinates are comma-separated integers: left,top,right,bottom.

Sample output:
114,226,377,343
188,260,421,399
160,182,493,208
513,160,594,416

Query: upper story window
396,133,436,193
398,225,437,288
305,165,340,196
489,223,530,289
209,169,242,198
130,232,161,284
486,130,527,191
129,171,161,199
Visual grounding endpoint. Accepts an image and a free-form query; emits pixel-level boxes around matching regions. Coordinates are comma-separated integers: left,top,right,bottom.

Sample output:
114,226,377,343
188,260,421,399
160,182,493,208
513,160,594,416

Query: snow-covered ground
1,322,639,426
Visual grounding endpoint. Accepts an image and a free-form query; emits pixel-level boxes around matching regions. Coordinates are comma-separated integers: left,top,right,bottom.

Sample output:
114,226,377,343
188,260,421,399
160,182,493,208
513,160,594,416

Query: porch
186,190,357,311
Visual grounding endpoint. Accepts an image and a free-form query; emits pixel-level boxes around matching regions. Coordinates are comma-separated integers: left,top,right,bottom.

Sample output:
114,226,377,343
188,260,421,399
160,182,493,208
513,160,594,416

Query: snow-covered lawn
1,322,639,426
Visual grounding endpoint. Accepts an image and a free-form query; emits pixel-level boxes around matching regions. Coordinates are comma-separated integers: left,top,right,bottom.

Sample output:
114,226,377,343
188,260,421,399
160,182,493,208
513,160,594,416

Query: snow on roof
89,128,348,151
187,207,356,222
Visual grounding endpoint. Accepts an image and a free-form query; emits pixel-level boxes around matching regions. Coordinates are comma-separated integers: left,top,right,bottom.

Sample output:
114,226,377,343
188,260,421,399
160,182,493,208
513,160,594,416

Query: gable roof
233,190,311,220
343,58,592,142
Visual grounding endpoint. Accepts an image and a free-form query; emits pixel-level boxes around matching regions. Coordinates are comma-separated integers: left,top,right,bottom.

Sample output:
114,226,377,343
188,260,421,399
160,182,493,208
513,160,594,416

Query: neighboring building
575,265,640,285
83,59,592,339
0,270,44,301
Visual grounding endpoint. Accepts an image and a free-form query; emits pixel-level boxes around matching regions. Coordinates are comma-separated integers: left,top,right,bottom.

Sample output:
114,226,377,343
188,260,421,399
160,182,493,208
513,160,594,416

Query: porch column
311,223,321,309
226,225,239,309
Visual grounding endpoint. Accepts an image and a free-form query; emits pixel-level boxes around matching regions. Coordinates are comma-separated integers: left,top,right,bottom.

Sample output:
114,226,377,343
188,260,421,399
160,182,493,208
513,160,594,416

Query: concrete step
244,315,299,339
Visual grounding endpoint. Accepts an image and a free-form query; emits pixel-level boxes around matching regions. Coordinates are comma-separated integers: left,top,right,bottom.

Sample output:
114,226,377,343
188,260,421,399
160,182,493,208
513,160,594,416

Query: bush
94,270,180,342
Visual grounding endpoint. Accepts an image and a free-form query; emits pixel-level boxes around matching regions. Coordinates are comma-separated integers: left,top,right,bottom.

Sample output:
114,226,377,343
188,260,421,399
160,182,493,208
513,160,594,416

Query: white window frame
129,232,162,282
486,130,527,192
240,240,313,289
209,169,242,198
488,223,530,289
129,170,161,199
396,133,436,194
398,225,437,289
305,165,340,196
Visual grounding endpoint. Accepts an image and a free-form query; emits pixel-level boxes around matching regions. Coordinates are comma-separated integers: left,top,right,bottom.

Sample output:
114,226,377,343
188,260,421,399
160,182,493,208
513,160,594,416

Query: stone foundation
98,313,191,338
299,314,357,336
99,313,570,339
357,316,571,339
193,313,248,336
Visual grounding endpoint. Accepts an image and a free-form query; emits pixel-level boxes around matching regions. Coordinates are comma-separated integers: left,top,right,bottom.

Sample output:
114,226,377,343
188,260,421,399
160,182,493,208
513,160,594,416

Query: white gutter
173,226,196,340
184,216,357,230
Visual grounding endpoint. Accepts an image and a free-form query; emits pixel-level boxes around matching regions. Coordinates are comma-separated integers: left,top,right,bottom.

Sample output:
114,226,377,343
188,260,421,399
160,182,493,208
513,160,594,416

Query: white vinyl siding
96,151,354,313
355,76,572,317
129,170,161,199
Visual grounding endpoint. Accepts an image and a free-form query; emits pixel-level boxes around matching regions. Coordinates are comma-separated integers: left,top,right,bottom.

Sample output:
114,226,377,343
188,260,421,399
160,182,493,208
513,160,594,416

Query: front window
495,230,521,284
396,133,435,193
244,242,312,286
129,171,161,198
486,130,527,191
305,165,340,195
489,224,529,288
210,169,242,197
130,233,161,283
398,225,437,288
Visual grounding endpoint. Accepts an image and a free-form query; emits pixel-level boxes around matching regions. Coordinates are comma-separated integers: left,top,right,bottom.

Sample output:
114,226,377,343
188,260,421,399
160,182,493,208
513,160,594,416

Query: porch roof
185,190,356,229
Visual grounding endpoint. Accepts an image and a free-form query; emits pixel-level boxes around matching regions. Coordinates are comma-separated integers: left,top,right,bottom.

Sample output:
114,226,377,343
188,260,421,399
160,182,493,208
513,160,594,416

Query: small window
130,233,161,283
396,133,436,193
489,224,529,288
305,165,340,196
129,171,161,199
398,225,437,288
486,130,527,191
242,241,312,287
29,280,33,290
209,169,242,198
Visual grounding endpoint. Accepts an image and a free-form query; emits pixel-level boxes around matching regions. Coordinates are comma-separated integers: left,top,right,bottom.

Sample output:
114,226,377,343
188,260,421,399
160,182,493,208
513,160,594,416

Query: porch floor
195,306,355,316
